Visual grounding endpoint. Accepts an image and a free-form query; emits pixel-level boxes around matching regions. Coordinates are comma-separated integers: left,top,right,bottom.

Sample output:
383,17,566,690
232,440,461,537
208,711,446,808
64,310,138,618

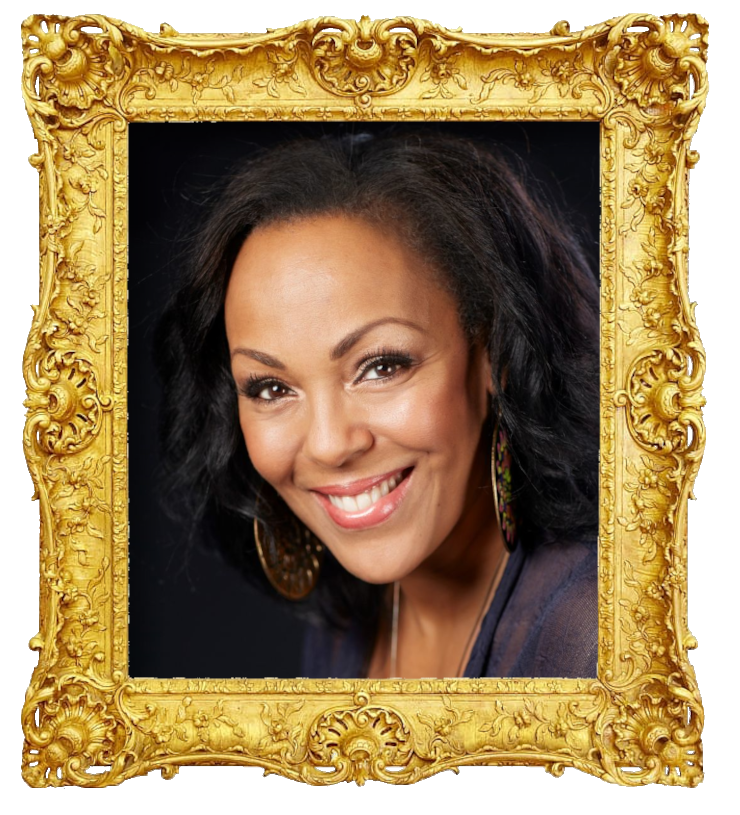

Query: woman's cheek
378,376,466,452
239,410,296,485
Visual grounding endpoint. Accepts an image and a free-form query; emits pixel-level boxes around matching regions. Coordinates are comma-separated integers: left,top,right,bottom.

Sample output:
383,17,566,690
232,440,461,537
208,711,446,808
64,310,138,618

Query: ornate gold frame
20,13,708,787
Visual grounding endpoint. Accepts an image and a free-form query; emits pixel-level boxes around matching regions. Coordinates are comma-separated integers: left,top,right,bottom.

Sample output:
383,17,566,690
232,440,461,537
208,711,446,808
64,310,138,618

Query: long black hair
155,128,600,633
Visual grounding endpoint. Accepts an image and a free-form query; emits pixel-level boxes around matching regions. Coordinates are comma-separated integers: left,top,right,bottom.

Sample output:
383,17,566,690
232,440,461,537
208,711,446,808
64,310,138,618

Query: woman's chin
330,548,419,586
351,568,403,586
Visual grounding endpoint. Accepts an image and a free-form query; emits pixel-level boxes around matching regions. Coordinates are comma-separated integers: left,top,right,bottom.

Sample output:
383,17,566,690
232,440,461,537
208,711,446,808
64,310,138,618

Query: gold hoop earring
253,486,324,600
491,419,517,551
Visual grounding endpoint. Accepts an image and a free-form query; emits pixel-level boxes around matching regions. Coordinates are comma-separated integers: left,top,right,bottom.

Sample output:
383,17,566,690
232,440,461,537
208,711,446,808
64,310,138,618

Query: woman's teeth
327,472,402,513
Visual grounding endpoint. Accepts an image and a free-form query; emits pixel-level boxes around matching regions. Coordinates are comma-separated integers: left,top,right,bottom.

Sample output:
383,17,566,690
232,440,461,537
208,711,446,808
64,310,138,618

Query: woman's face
224,213,493,584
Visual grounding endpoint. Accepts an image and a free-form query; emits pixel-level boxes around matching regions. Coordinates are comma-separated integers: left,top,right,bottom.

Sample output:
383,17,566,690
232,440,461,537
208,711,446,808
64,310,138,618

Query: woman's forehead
224,213,457,343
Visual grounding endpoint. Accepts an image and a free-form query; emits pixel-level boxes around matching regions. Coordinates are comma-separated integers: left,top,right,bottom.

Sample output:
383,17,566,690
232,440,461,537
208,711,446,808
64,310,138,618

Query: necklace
388,548,508,678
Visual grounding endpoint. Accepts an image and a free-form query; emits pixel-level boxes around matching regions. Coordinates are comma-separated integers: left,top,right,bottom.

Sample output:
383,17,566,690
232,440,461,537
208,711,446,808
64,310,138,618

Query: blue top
300,537,598,678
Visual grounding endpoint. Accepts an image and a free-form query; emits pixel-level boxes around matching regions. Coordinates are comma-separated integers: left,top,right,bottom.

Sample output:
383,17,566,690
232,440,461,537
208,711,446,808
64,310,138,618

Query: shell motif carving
310,16,418,103
617,348,705,455
22,681,124,787
613,14,708,108
307,692,418,784
22,16,127,113
25,350,109,455
604,683,703,786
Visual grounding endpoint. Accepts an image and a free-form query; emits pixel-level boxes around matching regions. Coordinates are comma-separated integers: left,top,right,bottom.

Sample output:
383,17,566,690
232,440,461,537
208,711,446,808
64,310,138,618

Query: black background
127,120,600,679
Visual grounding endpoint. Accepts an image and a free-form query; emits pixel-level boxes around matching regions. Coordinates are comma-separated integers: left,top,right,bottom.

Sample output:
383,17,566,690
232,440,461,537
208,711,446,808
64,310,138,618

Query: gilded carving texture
20,13,707,787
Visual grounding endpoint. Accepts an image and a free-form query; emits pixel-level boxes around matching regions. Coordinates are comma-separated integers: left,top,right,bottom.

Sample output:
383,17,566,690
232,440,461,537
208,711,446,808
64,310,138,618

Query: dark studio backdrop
127,120,600,679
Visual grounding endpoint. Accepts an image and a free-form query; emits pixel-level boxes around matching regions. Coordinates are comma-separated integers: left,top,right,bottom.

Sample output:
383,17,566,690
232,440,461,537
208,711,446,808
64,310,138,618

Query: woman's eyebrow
230,348,285,369
329,317,426,360
231,317,426,368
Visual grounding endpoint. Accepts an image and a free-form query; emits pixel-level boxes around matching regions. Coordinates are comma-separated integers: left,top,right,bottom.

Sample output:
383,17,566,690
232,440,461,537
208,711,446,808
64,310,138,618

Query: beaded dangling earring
491,420,517,551
253,485,324,600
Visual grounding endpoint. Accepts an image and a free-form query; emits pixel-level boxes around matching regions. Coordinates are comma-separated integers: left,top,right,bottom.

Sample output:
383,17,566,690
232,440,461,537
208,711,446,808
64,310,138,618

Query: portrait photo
15,4,712,792
127,120,601,680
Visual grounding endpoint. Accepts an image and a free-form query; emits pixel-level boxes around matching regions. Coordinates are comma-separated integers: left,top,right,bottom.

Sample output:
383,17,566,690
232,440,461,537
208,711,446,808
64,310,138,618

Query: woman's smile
224,213,493,585
310,466,415,530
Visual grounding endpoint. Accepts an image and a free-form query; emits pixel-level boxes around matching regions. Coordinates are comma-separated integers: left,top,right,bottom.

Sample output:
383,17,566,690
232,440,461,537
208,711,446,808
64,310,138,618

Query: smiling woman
152,128,600,679
225,215,497,677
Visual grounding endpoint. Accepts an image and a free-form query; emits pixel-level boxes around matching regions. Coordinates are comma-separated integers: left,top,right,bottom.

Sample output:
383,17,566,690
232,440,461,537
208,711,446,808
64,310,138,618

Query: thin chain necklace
388,548,508,678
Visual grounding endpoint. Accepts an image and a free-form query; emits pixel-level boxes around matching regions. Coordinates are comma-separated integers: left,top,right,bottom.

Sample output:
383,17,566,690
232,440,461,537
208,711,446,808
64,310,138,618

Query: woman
157,129,600,679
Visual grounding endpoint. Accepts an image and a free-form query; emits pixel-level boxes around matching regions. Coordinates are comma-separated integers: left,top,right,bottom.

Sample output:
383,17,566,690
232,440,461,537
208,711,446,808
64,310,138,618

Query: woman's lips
311,467,414,530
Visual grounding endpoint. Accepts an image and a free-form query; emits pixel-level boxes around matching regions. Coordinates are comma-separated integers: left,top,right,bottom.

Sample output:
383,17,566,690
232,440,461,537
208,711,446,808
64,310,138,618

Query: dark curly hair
155,129,600,635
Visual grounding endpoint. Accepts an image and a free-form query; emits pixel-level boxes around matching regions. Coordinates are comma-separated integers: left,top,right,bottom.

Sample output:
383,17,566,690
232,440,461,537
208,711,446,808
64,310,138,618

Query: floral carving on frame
20,13,707,787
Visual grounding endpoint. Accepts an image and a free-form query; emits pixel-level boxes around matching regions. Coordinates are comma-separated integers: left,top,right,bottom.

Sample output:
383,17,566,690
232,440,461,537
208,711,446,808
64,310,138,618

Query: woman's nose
301,392,373,469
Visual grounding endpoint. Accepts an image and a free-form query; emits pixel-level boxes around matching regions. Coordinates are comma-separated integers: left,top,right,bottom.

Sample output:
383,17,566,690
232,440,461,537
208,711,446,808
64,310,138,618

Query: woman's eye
258,383,288,400
244,379,291,402
364,361,400,380
358,354,412,383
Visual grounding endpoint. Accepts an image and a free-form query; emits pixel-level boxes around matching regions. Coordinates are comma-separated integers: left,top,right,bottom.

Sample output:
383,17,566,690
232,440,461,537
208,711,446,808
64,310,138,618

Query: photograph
128,120,601,680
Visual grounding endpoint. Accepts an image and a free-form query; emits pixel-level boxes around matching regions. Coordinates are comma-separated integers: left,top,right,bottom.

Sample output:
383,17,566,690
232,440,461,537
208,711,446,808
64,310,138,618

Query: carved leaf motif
618,230,676,346
478,50,600,105
258,700,305,756
417,695,473,757
47,241,109,352
45,456,110,566
617,456,676,567
420,52,467,99
253,51,306,99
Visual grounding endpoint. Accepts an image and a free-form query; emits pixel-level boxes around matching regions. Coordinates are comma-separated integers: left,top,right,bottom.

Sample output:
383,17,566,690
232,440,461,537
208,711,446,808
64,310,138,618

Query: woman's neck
383,441,507,678
399,472,503,633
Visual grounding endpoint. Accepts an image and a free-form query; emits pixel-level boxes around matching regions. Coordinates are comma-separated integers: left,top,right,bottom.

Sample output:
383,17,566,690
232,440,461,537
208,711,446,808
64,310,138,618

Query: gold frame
20,12,708,787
